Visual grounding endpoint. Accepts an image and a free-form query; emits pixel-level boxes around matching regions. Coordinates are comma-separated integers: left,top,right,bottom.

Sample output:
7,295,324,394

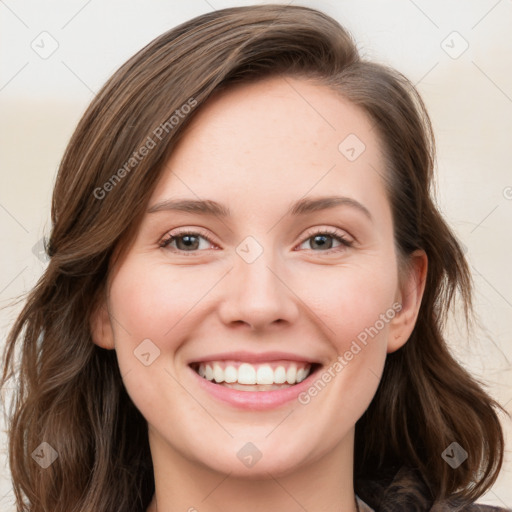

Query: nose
217,249,300,331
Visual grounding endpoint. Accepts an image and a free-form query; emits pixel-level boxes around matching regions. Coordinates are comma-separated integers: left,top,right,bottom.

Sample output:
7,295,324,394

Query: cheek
306,259,398,347
295,268,394,447
298,269,394,425
108,258,213,347
106,260,207,421
298,259,397,405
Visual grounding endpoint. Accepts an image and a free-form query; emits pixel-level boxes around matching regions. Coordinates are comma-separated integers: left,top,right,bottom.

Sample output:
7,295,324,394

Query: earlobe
387,249,428,353
90,299,115,350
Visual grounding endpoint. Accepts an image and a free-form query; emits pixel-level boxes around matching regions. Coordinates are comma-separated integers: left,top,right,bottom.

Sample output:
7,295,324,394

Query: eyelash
159,227,353,256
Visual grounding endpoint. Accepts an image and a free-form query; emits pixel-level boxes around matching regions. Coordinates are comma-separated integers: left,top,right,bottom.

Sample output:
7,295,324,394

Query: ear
387,249,428,353
90,293,115,350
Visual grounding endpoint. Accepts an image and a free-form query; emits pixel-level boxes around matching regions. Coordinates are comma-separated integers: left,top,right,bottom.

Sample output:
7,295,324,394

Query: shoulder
355,465,511,512
435,504,510,511
469,507,511,512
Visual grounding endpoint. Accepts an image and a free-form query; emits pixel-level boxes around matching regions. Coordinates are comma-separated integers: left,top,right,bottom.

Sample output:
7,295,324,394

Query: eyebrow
147,195,373,221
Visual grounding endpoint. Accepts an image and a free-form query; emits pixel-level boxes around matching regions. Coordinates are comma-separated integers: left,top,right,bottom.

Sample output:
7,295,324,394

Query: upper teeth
196,362,312,385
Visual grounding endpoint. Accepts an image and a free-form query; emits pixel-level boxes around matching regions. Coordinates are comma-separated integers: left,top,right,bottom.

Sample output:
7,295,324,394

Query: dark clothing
354,466,510,511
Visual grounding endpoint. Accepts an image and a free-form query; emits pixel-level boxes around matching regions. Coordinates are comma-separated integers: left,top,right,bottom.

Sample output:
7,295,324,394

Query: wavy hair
1,4,505,511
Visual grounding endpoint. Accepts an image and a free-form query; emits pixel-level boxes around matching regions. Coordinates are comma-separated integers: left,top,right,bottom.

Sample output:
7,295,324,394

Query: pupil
312,234,332,250
178,235,198,250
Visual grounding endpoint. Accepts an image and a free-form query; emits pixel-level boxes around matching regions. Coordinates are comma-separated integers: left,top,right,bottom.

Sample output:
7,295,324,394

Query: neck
146,427,358,512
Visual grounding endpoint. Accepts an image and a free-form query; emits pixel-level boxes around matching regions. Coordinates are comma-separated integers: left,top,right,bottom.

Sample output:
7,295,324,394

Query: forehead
150,75,388,222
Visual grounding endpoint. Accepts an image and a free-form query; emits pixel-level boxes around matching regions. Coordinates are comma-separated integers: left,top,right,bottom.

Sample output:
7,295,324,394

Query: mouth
189,360,322,392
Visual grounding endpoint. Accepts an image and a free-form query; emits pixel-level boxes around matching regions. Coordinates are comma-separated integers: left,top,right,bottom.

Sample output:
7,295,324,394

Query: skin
91,75,427,512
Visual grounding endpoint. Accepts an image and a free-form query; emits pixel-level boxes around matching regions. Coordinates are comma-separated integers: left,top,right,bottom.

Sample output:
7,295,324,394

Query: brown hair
1,4,506,511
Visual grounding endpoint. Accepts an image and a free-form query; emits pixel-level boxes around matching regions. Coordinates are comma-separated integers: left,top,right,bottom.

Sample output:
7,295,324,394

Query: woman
1,4,509,512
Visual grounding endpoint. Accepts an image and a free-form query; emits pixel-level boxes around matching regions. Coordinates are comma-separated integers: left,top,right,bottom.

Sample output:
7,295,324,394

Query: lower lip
189,365,320,410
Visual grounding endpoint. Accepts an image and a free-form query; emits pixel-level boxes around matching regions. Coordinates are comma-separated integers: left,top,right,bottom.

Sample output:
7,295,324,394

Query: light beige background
1,0,511,509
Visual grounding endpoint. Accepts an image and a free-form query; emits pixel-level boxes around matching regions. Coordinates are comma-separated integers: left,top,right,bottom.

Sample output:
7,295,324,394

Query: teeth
286,366,296,384
274,366,287,384
256,365,274,385
297,368,308,383
224,365,237,383
238,363,256,384
195,361,312,386
213,363,224,383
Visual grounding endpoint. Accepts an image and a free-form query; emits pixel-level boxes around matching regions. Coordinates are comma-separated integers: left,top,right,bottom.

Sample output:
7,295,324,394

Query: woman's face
92,76,425,477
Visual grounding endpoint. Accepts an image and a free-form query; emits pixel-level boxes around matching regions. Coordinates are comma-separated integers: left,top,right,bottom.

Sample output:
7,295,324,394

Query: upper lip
188,351,322,365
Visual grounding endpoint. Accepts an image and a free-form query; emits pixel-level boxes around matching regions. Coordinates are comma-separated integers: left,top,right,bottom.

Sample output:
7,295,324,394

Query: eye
296,228,353,253
159,228,217,255
159,227,353,256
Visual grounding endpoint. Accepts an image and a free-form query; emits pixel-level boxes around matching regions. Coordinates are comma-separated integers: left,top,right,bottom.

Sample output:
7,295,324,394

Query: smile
187,351,323,409
191,360,315,390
